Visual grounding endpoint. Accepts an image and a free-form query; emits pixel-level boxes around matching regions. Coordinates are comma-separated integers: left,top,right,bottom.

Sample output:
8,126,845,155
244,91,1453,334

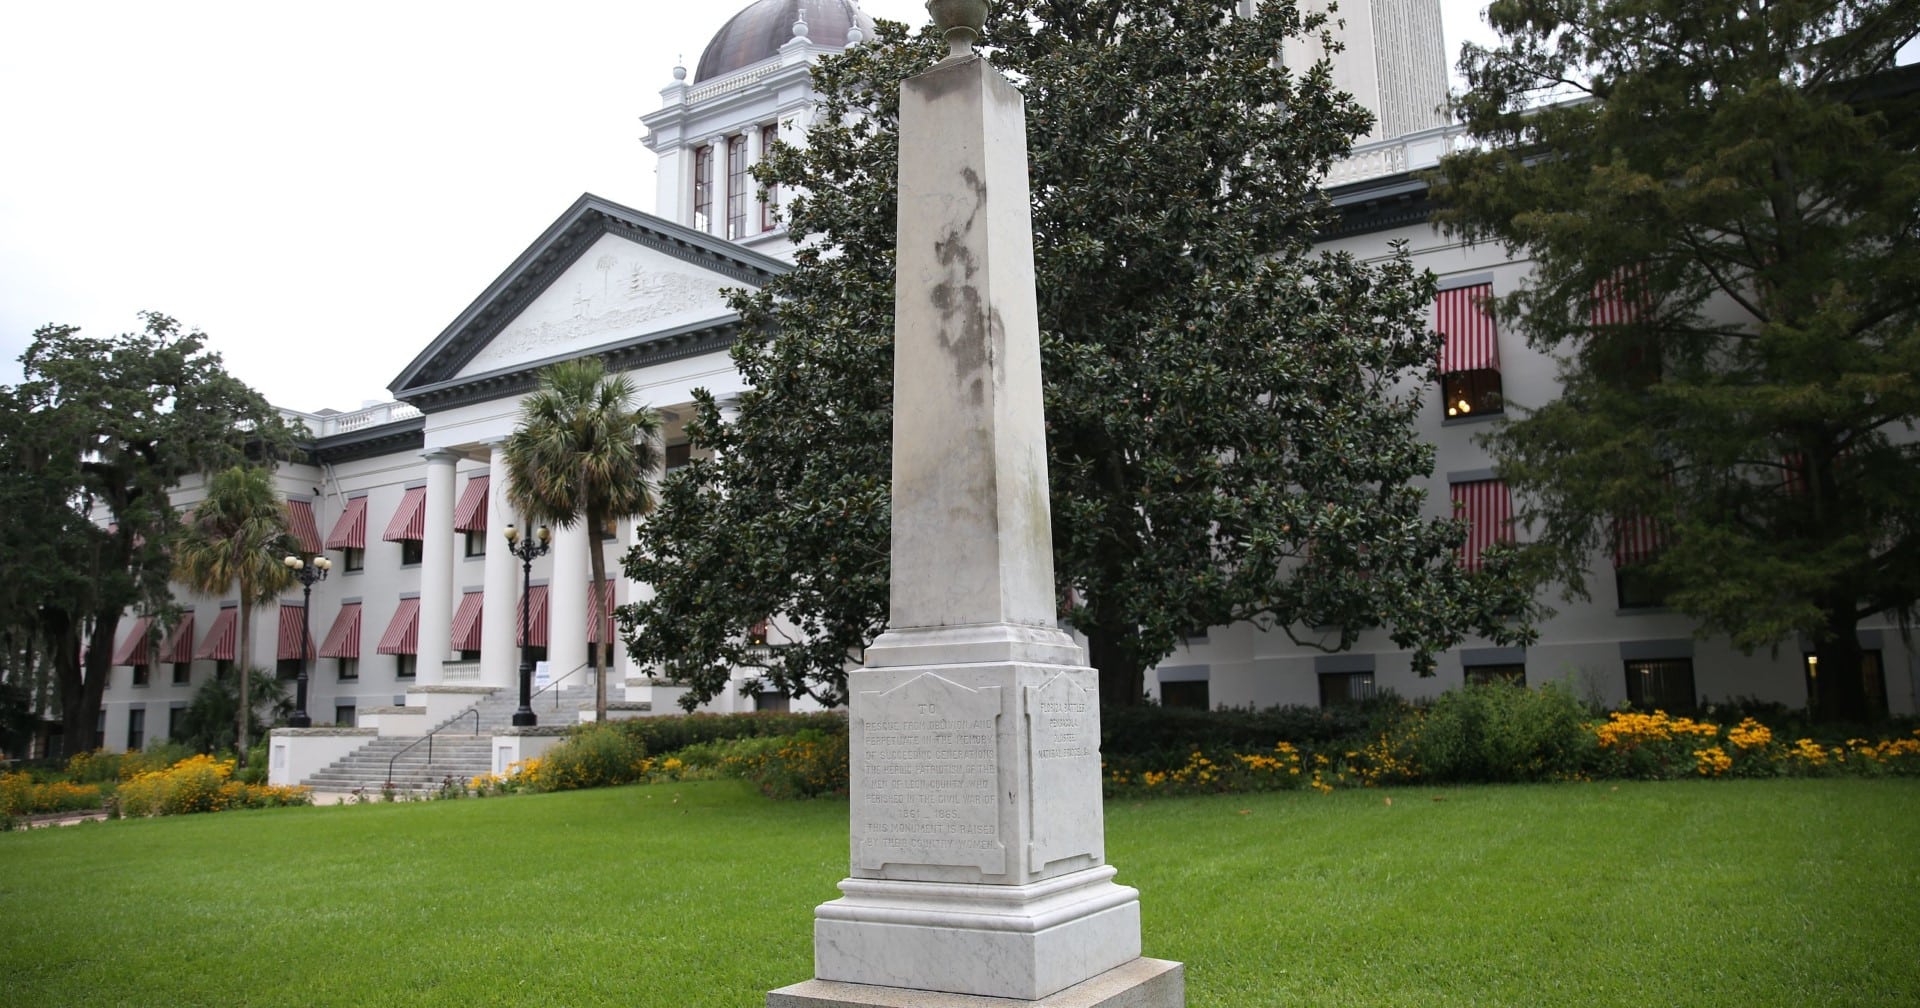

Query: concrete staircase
303,682,600,795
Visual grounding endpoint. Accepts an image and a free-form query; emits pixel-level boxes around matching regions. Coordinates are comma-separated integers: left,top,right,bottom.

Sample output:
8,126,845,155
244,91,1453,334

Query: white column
416,450,458,686
547,523,589,683
480,445,520,689
703,134,728,238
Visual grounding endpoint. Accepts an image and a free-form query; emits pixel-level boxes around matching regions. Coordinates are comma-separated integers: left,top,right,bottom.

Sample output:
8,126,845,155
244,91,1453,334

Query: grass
1,778,1915,1007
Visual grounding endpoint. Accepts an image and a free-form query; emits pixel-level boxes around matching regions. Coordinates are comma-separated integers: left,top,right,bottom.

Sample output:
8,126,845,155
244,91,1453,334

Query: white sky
0,0,1501,414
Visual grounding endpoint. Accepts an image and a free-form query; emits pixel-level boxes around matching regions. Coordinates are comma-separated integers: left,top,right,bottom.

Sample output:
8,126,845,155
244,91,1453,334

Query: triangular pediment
389,193,786,410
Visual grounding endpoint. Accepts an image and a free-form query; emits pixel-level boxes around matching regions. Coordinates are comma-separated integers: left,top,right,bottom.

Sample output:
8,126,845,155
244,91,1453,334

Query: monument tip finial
926,0,988,61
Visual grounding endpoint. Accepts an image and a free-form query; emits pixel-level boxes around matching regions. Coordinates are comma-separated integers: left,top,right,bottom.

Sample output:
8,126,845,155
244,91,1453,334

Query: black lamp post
503,521,551,727
282,552,332,729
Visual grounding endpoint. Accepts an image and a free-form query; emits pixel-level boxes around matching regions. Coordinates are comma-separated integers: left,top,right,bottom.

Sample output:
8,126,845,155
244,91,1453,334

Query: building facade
87,0,1916,752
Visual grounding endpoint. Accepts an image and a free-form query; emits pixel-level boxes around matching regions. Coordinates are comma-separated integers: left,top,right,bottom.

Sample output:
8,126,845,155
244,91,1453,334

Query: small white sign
533,660,552,690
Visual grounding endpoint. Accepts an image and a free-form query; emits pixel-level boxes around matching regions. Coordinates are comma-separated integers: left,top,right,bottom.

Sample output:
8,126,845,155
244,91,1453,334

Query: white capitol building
87,0,1912,756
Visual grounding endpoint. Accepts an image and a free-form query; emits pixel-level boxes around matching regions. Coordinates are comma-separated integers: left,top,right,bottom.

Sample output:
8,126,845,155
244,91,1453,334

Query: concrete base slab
768,957,1183,1008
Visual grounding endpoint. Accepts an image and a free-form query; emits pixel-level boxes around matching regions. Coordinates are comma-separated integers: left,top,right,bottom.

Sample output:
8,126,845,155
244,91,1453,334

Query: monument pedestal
769,957,1185,1008
768,9,1181,1006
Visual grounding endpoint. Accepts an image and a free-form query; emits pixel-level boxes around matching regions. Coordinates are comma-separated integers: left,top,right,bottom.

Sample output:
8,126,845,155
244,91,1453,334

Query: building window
1451,479,1514,572
465,530,487,557
1319,671,1376,708
665,442,693,472
334,704,356,727
131,664,149,686
754,690,790,713
1615,565,1675,609
172,662,191,685
1160,680,1210,710
168,707,185,741
400,539,424,566
693,144,714,232
216,660,234,682
747,619,769,647
1436,283,1502,420
759,122,780,232
459,650,481,662
276,658,301,681
342,547,365,572
1465,663,1526,686
338,657,359,680
1804,651,1888,721
396,654,417,679
127,708,145,752
1442,368,1503,419
1624,658,1695,713
726,134,748,239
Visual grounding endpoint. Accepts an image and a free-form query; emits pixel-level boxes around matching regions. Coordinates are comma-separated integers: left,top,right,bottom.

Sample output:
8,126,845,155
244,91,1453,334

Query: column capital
423,448,461,465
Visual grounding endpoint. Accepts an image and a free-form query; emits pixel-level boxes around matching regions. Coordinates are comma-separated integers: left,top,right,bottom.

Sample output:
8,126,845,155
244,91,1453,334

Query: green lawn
1,779,1915,1007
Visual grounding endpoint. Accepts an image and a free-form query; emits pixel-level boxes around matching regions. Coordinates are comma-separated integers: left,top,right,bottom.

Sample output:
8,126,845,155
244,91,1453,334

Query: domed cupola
694,0,877,82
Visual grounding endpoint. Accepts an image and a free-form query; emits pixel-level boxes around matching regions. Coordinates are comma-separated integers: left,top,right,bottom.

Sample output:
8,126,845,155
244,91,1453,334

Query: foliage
607,710,847,756
0,313,296,751
1375,681,1595,784
113,753,310,816
1435,0,1920,721
0,772,102,816
171,671,293,756
627,0,1536,711
171,465,298,762
1100,697,1396,760
524,722,650,792
674,730,849,800
503,357,662,722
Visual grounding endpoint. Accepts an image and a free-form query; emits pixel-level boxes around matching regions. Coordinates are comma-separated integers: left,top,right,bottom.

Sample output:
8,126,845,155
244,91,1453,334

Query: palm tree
171,465,295,764
503,358,662,722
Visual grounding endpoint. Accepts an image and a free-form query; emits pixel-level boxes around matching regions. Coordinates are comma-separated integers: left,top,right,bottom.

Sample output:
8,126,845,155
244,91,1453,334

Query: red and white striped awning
160,613,195,664
1451,479,1514,572
111,616,155,666
1591,269,1648,327
454,476,490,533
318,603,362,659
1612,513,1670,568
326,497,369,550
285,499,322,554
451,591,485,652
276,603,314,660
376,598,421,655
194,607,238,661
514,585,550,647
589,580,617,644
1437,283,1499,374
382,487,428,543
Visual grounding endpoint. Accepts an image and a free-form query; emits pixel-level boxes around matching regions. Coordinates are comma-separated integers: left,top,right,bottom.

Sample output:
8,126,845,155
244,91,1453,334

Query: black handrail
529,661,593,711
385,708,482,787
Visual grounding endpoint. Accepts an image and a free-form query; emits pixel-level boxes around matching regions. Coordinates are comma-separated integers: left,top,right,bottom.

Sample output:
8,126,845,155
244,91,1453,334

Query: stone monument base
768,957,1184,1008
814,868,1140,999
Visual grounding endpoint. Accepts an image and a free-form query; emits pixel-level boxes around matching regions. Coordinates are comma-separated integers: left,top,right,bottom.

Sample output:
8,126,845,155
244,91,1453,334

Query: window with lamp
1804,652,1888,721
1435,283,1504,421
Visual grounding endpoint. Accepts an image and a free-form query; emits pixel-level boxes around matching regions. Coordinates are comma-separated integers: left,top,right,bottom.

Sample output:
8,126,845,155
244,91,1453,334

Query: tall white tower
1285,0,1451,140
641,0,877,256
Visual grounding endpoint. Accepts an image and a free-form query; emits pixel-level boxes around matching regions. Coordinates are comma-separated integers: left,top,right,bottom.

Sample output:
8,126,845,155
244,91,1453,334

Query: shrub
0,772,104,816
611,711,846,757
531,723,650,792
668,731,848,799
1386,682,1595,784
116,754,311,816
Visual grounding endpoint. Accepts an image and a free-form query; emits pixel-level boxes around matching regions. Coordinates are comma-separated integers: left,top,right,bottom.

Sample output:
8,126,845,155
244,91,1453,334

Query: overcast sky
0,0,1504,414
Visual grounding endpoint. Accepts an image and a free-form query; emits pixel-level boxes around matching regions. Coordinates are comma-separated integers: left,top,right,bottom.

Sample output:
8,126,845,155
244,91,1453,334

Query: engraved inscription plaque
1026,671,1103,870
854,672,1004,874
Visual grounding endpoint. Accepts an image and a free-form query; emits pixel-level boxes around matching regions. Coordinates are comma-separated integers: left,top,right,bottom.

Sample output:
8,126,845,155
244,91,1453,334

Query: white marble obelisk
768,5,1183,1006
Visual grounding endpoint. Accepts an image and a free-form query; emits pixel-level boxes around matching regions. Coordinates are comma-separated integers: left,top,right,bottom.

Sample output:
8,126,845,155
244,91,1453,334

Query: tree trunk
589,530,609,723
52,609,111,755
235,601,253,766
1810,597,1871,723
1086,627,1145,709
